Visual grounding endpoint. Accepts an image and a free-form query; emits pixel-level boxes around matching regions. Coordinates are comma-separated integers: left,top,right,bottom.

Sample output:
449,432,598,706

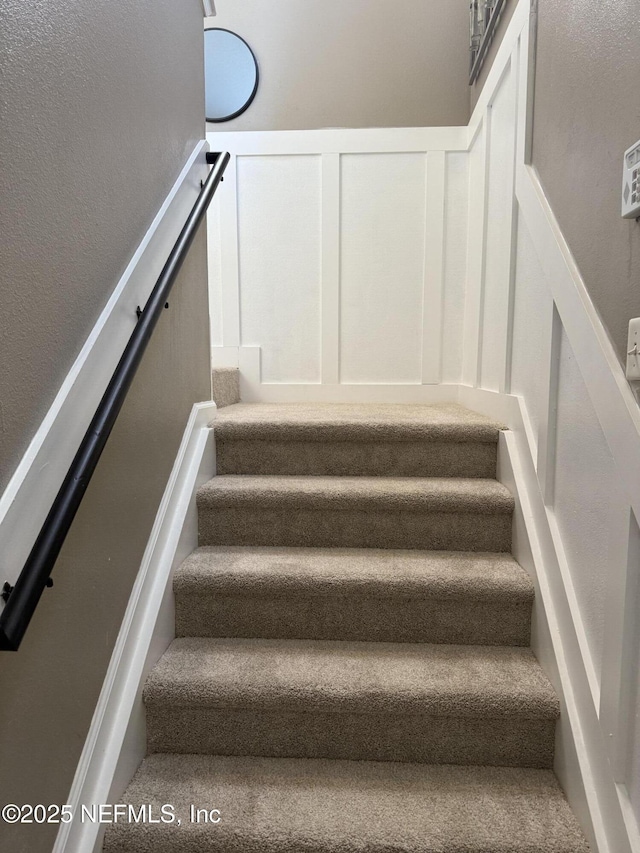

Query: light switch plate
627,318,640,381
622,140,640,219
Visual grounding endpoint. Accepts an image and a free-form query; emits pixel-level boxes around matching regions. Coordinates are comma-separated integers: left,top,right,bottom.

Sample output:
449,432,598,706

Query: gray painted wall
0,2,209,851
0,0,206,493
531,0,640,364
205,0,471,130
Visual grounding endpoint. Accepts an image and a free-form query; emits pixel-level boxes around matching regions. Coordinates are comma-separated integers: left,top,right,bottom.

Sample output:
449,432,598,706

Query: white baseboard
53,401,217,853
240,384,461,404
0,141,209,602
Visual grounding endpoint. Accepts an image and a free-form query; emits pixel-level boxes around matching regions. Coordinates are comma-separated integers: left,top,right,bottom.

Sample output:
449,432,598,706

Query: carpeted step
103,754,590,853
174,546,533,645
214,402,502,477
197,476,513,551
144,637,559,767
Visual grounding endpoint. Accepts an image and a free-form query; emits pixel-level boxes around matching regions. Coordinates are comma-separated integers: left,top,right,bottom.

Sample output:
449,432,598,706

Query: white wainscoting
206,127,468,397
205,1,640,850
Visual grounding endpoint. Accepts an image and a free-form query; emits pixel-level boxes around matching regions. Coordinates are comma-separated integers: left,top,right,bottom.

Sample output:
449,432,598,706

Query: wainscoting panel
339,153,426,384
237,154,322,383
553,326,621,693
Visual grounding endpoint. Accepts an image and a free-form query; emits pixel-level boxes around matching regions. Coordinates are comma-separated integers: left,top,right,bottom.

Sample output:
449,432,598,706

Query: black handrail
0,150,230,651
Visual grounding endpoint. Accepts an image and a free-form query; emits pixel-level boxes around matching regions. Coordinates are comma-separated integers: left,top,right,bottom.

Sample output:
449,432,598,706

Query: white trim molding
53,401,217,853
0,141,209,605
208,126,469,156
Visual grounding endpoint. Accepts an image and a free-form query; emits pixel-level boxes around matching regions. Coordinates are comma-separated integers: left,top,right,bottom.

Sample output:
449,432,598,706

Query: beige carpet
174,546,534,645
104,403,589,852
197,475,514,551
211,367,240,409
104,755,589,853
214,402,502,477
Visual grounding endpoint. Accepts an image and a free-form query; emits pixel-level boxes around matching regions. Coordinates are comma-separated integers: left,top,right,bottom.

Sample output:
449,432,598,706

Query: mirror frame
204,27,260,123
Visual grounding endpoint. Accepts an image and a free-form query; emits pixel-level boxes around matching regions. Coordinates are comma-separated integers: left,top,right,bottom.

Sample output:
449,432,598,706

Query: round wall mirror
204,28,259,123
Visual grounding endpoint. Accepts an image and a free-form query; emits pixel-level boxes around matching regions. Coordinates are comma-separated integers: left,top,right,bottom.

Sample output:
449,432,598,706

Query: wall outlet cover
626,318,640,381
622,140,640,219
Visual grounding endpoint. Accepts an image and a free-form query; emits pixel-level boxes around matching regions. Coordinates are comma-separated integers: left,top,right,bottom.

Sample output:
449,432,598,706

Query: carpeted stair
174,546,534,645
104,403,589,853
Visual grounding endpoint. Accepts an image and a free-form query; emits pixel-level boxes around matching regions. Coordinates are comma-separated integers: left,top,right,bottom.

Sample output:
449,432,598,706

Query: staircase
104,402,589,853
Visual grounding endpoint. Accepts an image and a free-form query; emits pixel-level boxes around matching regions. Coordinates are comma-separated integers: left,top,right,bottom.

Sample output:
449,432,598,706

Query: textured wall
205,0,471,130
0,0,205,492
0,2,209,851
532,0,640,363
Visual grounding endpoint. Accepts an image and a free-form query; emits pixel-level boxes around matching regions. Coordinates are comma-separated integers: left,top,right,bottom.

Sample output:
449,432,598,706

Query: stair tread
197,475,514,512
174,546,533,602
104,754,589,853
144,637,559,719
213,401,502,442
